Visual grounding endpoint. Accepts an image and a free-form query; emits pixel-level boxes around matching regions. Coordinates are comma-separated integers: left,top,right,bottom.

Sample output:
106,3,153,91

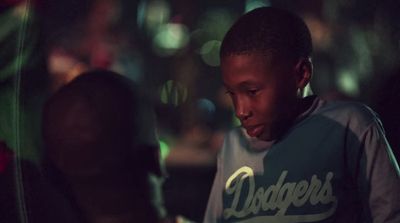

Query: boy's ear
295,57,313,89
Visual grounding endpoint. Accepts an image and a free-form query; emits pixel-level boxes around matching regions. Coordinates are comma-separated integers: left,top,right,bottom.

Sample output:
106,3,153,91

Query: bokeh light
245,0,271,12
0,3,35,81
159,140,170,160
196,98,216,122
197,98,216,114
303,16,332,50
351,30,372,80
160,80,188,106
200,40,221,67
153,23,189,56
193,9,235,50
199,9,234,40
232,113,241,127
137,0,170,35
337,71,359,97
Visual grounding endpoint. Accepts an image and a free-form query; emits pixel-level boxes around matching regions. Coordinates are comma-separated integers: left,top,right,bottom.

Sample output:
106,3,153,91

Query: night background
0,0,399,222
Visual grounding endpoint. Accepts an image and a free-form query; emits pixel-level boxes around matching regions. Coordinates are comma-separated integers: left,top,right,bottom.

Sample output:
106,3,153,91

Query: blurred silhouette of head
42,69,160,177
42,69,164,223
43,70,157,175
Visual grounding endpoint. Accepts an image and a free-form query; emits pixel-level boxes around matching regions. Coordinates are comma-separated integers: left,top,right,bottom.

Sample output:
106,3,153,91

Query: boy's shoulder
319,99,377,120
313,98,381,134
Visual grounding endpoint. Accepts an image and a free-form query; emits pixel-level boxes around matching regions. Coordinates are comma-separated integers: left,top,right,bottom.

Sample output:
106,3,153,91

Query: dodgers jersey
204,96,400,223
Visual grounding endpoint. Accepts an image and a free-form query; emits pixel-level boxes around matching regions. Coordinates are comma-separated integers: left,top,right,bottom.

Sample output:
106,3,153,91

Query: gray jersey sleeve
361,119,400,222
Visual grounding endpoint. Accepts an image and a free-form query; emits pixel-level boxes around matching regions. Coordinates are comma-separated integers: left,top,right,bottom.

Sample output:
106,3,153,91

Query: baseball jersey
204,96,400,223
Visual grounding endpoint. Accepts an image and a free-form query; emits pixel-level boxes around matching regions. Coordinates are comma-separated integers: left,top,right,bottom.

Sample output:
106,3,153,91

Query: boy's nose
235,104,251,121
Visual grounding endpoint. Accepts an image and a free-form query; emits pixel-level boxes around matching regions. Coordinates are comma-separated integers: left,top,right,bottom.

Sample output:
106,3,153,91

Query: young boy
204,7,400,223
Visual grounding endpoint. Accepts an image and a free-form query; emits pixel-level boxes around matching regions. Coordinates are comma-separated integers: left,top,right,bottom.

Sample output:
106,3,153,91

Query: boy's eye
225,90,234,96
247,89,259,96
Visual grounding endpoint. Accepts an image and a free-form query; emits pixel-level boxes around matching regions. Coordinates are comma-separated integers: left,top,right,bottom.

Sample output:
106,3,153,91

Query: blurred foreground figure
42,70,166,223
0,140,81,223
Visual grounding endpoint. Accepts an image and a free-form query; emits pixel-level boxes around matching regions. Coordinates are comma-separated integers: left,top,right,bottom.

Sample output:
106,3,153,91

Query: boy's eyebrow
223,81,260,89
239,81,260,87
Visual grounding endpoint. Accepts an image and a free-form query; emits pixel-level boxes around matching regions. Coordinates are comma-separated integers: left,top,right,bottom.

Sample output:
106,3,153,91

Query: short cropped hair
220,7,312,63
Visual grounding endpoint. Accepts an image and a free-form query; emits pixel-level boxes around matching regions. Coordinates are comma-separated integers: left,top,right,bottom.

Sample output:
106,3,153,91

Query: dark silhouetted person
204,7,400,223
42,70,166,223
0,140,81,223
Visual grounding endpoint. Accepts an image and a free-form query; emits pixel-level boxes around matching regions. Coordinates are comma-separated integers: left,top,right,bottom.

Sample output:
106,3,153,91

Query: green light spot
160,80,188,106
136,0,147,29
233,113,241,127
351,30,372,79
0,8,20,41
337,71,359,96
245,0,270,13
153,23,189,56
138,0,170,34
200,40,221,67
198,9,235,41
159,140,170,160
0,5,36,81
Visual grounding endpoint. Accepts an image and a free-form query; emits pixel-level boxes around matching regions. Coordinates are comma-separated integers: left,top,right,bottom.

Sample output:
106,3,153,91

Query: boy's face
221,52,300,141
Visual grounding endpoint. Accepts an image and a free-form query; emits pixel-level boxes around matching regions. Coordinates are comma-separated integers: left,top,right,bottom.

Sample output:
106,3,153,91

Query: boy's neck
273,95,316,142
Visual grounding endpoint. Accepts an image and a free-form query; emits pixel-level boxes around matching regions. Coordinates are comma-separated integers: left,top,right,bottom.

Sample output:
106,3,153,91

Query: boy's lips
244,124,264,137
